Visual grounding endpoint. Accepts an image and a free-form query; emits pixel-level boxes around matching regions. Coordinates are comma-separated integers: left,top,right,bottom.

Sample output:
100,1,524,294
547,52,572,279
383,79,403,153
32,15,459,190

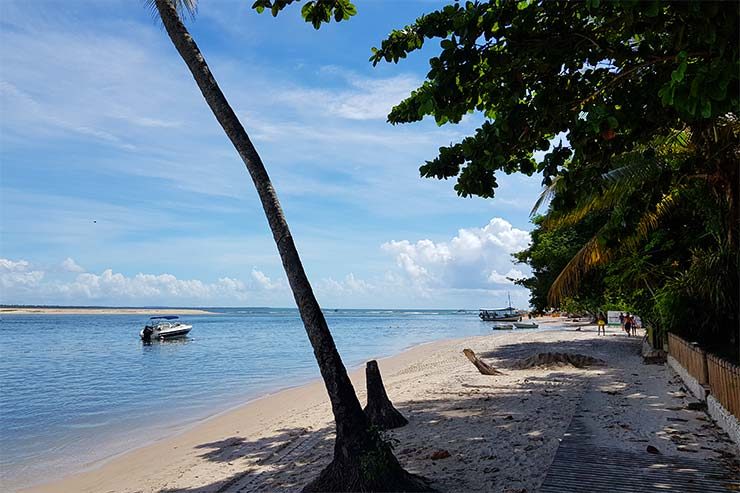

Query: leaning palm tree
151,1,430,491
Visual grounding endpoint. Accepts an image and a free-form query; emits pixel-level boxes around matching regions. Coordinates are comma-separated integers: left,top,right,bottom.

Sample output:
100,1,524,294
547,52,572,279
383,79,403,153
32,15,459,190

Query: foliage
260,1,737,197
513,215,604,313
251,0,356,28
252,0,739,355
522,122,738,357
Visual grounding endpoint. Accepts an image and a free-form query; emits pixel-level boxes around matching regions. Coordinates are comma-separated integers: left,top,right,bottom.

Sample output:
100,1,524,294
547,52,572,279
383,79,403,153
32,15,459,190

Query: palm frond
637,189,681,240
147,0,198,21
547,233,613,306
530,175,563,217
544,155,664,230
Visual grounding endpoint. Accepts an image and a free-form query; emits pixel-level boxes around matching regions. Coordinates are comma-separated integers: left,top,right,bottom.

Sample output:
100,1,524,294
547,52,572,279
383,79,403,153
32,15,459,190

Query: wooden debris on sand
463,348,505,375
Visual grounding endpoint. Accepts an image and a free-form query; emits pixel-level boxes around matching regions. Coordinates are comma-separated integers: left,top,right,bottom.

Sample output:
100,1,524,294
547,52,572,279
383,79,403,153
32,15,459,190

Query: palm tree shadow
157,361,608,491
159,425,336,492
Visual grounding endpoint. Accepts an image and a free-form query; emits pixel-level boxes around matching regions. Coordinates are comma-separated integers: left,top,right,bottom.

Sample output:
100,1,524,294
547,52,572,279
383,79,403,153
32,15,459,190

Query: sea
0,308,553,490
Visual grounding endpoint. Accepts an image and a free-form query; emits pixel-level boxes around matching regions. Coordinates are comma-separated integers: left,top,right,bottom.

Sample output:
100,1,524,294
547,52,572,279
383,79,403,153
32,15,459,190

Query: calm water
0,308,543,490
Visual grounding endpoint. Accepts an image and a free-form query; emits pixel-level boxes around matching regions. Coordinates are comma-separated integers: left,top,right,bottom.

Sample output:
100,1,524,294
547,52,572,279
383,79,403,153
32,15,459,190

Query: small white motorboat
514,322,539,329
492,323,514,330
140,316,192,341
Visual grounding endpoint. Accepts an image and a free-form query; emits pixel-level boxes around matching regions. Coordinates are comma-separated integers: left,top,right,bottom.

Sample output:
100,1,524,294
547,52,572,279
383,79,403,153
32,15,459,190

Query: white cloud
250,269,283,291
0,258,289,305
0,258,30,272
488,267,525,285
61,257,85,273
57,269,252,303
0,258,45,290
382,218,531,290
317,273,374,296
326,72,420,121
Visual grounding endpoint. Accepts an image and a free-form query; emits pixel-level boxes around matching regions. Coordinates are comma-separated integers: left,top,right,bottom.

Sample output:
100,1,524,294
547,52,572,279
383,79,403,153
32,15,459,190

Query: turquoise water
0,308,537,489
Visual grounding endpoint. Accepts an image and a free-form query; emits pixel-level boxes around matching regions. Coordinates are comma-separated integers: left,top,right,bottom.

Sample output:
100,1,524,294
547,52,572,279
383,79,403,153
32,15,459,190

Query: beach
24,322,739,493
0,307,216,315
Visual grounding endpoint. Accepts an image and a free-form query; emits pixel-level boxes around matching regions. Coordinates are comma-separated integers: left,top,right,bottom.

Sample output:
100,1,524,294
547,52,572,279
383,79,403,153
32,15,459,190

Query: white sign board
607,311,622,326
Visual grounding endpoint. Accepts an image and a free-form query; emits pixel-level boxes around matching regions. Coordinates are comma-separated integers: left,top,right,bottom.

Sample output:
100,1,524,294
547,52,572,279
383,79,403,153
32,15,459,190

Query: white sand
24,323,738,492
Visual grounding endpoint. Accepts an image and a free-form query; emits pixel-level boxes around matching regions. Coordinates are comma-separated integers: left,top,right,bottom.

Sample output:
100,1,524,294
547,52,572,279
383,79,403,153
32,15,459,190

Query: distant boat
492,323,514,330
479,310,520,322
514,321,538,329
140,316,192,342
479,292,521,322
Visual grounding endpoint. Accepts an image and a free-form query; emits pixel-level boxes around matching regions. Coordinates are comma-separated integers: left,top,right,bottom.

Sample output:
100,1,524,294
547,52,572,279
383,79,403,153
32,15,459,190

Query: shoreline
0,307,218,315
17,331,491,492
22,319,737,492
22,331,476,493
15,318,565,492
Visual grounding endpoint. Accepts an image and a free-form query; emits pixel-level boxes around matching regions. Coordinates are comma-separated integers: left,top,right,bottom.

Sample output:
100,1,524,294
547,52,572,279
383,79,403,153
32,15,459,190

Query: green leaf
301,2,313,19
671,61,687,82
700,99,712,118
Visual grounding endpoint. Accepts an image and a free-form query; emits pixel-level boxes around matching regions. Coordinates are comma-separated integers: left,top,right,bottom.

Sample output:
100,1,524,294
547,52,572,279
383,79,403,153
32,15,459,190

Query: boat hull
492,324,514,330
480,314,520,322
514,322,539,329
140,324,192,341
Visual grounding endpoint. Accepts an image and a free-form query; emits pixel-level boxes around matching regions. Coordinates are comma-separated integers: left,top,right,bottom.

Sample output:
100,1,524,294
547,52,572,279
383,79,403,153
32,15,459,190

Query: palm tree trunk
153,1,430,490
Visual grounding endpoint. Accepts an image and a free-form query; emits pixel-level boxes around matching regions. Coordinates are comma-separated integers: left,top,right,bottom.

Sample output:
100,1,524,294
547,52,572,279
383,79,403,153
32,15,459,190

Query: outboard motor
142,326,154,342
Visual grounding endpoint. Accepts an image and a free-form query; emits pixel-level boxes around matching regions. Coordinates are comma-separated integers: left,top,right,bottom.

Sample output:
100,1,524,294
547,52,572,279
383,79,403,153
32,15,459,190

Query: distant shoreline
0,307,217,315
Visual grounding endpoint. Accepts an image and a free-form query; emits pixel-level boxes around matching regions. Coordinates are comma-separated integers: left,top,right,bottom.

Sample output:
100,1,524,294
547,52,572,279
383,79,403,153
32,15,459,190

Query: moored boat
479,310,520,322
479,292,521,322
492,323,514,330
140,316,192,341
513,321,539,329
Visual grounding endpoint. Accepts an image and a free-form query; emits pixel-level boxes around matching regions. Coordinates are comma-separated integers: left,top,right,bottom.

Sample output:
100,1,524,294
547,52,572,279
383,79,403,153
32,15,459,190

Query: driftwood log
363,360,408,430
463,348,504,375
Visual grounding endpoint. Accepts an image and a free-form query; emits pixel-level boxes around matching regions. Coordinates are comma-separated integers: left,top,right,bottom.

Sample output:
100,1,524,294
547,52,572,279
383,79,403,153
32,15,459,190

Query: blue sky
0,0,544,309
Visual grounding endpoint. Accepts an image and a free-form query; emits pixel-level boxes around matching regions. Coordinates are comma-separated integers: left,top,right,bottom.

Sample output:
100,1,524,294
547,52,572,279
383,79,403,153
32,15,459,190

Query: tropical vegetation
257,0,739,359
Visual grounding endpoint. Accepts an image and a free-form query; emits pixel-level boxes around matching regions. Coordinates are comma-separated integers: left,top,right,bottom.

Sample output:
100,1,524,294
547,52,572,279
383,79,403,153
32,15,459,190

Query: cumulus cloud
0,258,45,289
61,257,85,273
0,258,287,305
381,218,531,290
250,269,283,290
318,273,374,296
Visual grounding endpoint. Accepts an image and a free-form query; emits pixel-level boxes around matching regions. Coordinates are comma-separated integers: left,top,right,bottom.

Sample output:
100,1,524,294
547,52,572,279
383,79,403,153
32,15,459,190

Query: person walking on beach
624,313,633,337
619,312,625,331
597,312,607,336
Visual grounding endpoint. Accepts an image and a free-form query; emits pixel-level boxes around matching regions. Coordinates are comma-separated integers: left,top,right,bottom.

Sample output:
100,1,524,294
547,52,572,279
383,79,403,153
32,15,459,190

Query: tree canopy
254,1,739,357
254,0,738,198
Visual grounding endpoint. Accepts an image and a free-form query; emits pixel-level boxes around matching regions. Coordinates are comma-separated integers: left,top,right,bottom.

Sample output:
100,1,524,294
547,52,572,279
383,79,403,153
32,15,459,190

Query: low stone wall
708,395,740,451
667,354,707,401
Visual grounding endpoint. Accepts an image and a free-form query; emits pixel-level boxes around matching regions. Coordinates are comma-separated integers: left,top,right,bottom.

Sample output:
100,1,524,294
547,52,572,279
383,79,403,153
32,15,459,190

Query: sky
0,0,545,309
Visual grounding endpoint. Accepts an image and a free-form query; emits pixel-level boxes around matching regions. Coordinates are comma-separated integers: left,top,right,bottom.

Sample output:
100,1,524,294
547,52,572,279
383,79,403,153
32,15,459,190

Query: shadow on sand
159,335,738,492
